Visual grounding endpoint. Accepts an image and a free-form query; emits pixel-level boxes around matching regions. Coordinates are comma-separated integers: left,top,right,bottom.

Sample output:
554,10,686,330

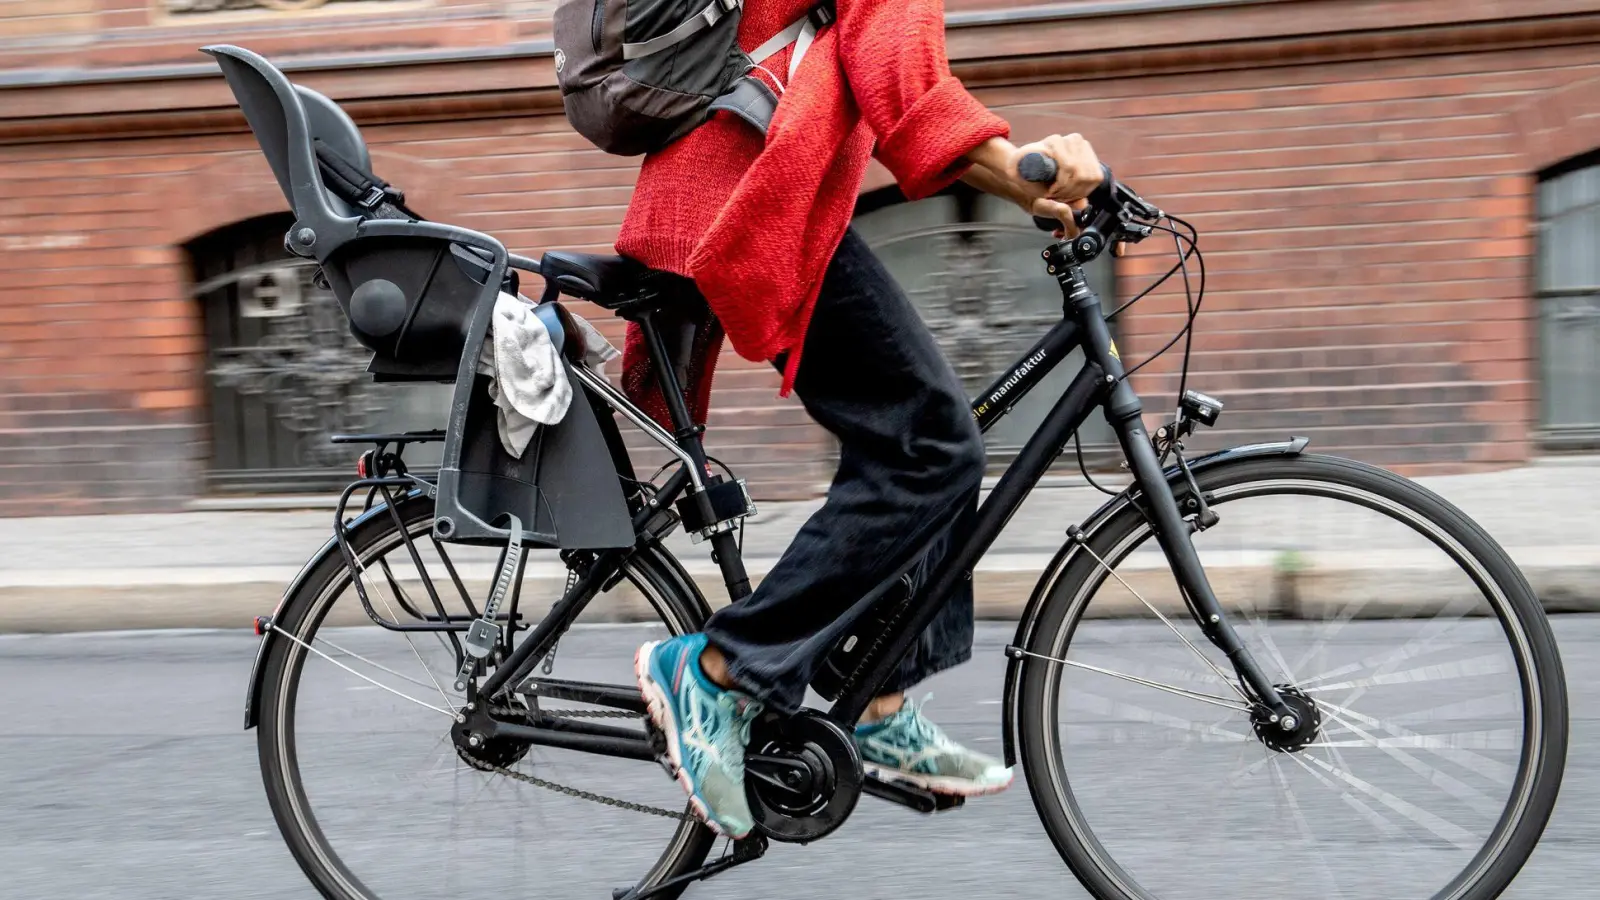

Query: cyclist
624,0,1105,838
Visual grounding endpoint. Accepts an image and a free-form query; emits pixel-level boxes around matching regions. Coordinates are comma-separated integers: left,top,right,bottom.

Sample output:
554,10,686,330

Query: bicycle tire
257,492,718,900
1016,453,1567,900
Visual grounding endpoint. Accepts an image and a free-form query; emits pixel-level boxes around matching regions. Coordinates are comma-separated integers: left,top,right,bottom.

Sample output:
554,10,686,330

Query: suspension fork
1063,265,1296,728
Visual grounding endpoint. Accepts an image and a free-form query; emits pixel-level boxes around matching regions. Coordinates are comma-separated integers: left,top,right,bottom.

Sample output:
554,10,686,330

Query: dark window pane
1537,159,1600,445
189,215,451,493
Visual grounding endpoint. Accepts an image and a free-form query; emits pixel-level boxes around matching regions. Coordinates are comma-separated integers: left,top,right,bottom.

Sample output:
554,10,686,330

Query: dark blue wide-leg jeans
702,228,984,713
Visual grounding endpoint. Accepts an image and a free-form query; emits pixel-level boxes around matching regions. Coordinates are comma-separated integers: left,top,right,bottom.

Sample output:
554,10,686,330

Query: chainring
745,710,862,844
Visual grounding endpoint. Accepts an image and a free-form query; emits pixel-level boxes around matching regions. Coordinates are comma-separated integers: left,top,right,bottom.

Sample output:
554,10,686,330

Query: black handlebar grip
1018,152,1057,184
1022,152,1059,230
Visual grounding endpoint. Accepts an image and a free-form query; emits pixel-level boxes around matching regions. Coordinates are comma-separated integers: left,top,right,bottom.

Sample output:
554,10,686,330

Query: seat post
634,310,753,601
635,310,706,451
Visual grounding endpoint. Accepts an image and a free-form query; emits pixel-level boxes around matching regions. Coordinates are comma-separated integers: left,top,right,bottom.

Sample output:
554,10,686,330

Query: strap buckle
357,185,387,210
807,2,835,29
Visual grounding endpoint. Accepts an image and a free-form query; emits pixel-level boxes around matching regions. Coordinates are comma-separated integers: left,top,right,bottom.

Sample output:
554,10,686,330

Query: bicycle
211,44,1569,900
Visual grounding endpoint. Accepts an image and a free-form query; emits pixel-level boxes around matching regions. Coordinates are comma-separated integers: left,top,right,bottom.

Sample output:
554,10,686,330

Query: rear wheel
1018,454,1567,900
257,492,717,900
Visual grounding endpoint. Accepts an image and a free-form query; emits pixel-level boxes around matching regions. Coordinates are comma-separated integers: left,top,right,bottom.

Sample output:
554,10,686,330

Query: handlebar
1019,154,1118,232
1016,152,1161,253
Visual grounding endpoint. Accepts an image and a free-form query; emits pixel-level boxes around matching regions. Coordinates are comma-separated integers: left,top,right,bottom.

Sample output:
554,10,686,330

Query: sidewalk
1,458,1597,632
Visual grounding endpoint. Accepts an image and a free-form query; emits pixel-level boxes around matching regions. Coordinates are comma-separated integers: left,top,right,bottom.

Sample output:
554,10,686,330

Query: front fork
1062,263,1296,728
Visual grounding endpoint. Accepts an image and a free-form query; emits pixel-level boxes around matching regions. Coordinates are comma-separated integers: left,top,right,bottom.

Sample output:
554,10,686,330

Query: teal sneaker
635,634,764,837
855,697,1014,796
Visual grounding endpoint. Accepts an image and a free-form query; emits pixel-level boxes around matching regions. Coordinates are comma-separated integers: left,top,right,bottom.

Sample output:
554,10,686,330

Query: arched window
188,214,450,493
852,182,1117,463
1537,151,1600,447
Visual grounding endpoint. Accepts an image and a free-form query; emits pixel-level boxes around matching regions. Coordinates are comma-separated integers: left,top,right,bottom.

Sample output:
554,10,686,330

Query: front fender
244,493,422,730
998,437,1309,766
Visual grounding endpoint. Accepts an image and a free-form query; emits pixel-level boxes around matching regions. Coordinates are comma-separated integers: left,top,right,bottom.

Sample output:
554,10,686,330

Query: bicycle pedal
862,773,966,813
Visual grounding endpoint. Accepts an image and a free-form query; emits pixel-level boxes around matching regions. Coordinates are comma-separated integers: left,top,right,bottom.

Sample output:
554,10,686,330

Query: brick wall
1058,49,1567,471
2,0,1600,512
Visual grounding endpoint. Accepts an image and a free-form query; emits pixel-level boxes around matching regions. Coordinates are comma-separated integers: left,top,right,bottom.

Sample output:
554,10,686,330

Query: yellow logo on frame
1109,340,1121,360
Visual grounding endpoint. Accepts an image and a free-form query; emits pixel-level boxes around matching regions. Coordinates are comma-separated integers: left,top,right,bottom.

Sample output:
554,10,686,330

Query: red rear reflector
356,455,368,478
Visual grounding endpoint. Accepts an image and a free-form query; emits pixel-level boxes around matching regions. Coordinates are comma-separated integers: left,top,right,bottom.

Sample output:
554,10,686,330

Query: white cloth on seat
475,292,620,459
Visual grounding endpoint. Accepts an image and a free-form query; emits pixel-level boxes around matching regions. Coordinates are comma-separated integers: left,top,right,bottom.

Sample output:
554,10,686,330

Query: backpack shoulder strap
707,76,780,133
749,1,835,79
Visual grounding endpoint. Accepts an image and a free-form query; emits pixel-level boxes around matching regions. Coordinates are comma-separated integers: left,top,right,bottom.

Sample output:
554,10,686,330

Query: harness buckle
357,185,387,210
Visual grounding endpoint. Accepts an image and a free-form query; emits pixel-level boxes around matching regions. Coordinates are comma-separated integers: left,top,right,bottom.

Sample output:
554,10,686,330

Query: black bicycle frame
475,249,1293,741
827,257,1290,725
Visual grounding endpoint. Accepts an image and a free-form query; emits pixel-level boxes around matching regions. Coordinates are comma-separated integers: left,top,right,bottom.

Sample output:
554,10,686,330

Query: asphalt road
1,620,1595,900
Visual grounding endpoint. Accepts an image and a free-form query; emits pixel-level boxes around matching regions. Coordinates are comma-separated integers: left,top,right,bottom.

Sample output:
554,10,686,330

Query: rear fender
998,437,1309,765
244,493,422,730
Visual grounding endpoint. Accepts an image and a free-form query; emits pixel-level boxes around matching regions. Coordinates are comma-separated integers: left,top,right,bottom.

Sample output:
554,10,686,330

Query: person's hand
1029,196,1084,238
963,134,1123,251
1009,133,1103,203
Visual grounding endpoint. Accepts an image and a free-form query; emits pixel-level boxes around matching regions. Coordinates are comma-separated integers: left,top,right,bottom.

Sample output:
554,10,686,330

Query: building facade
1,0,1598,513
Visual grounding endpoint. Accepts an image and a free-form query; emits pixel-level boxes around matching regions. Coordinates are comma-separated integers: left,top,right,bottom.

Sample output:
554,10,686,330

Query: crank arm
613,835,768,900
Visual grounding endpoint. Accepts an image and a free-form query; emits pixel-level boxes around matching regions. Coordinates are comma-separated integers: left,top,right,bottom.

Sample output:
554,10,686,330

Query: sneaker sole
633,641,749,840
862,761,1015,798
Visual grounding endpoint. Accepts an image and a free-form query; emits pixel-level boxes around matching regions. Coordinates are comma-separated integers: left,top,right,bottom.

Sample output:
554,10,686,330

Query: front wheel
1017,453,1567,900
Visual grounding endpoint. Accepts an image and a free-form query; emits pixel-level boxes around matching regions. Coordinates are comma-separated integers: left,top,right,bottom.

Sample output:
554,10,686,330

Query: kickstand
612,834,768,900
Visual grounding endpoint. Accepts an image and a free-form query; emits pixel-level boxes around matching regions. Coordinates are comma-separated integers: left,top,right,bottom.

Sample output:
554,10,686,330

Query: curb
1,551,1597,633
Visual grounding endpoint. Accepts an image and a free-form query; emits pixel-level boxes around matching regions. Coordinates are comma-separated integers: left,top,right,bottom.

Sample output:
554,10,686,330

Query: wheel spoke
1299,751,1479,850
1239,601,1297,683
1283,750,1406,839
314,633,450,694
1073,539,1252,703
1302,653,1511,694
1317,708,1501,816
1225,749,1275,787
1315,699,1515,786
1270,757,1346,900
1308,728,1518,752
271,621,455,718
1387,691,1519,726
1286,588,1376,677
1295,596,1480,691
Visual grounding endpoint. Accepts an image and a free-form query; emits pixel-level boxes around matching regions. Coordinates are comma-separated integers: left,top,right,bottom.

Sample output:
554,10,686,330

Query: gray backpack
553,0,835,156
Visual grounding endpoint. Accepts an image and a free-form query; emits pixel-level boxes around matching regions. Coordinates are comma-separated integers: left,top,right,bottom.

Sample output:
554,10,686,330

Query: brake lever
1030,207,1094,234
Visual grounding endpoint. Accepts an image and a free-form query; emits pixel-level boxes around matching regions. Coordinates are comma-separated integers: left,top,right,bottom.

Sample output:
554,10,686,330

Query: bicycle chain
465,705,692,822
455,555,688,821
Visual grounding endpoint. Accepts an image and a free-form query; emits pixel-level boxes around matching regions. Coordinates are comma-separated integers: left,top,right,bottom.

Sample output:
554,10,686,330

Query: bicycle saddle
540,251,652,308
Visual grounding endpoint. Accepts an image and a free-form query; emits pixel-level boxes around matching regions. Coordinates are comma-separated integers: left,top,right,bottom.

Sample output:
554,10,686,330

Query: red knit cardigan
614,0,1009,426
